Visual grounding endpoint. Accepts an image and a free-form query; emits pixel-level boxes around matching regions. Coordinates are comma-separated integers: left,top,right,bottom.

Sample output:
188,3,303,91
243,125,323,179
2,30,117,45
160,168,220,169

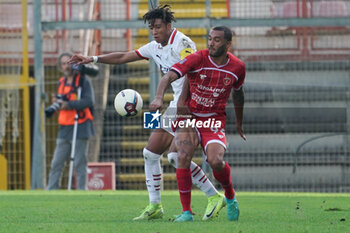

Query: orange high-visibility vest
57,74,93,126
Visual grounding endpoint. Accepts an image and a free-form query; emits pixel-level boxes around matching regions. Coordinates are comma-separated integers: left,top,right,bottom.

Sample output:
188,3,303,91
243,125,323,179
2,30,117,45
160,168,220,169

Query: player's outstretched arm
94,51,141,64
68,51,141,65
232,87,246,141
149,70,179,111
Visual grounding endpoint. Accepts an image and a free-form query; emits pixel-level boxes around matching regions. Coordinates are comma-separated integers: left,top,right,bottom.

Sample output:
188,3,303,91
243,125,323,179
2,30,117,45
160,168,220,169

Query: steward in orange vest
57,74,93,126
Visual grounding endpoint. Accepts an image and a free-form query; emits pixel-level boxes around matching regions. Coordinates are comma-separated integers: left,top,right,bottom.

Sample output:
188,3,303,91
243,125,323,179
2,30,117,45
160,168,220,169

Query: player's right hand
68,54,93,65
149,97,163,112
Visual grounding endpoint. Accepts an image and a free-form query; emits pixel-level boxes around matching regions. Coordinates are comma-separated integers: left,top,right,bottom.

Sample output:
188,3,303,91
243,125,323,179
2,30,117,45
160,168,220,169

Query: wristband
92,56,98,63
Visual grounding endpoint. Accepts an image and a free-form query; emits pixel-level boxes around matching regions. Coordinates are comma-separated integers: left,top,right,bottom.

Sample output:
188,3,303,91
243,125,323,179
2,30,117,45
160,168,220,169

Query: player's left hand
149,97,163,112
236,124,246,141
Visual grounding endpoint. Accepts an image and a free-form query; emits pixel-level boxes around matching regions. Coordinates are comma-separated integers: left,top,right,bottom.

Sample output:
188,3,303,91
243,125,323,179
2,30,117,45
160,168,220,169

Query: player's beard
209,44,226,57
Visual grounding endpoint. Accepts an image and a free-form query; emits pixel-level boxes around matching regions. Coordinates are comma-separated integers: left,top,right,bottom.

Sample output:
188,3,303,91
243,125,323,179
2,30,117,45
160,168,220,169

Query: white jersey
136,28,196,106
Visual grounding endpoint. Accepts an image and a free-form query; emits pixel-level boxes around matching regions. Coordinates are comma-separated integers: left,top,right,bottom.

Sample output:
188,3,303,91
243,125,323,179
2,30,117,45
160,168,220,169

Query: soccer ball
114,89,143,117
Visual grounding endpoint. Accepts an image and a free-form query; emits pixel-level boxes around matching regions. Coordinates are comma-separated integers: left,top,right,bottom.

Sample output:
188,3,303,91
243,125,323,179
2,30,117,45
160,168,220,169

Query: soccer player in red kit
150,26,246,222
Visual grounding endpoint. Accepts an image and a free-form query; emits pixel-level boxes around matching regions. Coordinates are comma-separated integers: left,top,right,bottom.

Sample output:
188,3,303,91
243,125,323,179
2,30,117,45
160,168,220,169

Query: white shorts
161,102,177,136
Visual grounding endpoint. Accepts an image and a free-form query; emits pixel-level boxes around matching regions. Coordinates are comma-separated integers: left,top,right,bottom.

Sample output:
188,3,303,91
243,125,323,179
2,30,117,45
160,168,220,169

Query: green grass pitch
0,190,349,233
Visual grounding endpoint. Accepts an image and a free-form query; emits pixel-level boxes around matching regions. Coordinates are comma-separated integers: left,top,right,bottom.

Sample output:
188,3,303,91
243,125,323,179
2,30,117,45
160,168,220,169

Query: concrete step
137,28,207,37
107,92,174,104
137,2,228,19
118,157,202,167
118,173,176,183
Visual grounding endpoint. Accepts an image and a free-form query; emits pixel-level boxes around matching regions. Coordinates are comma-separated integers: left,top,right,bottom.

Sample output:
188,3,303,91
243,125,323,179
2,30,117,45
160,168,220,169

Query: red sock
212,162,235,199
176,168,192,213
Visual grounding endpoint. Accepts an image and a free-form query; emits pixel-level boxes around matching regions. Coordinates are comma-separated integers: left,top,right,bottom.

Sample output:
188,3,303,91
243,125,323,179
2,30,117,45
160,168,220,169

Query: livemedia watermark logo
143,110,222,129
143,110,162,129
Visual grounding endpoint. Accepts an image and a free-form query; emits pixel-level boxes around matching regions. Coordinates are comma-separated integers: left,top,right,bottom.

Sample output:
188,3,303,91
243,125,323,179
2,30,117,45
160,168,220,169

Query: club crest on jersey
200,74,207,80
223,77,232,86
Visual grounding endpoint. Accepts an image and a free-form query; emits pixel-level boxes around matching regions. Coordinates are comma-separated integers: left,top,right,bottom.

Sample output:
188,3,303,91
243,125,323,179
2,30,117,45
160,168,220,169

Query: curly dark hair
143,4,176,26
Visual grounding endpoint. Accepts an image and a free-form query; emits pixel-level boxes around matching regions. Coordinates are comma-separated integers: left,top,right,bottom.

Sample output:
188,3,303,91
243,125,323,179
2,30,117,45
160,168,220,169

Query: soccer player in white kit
68,5,225,221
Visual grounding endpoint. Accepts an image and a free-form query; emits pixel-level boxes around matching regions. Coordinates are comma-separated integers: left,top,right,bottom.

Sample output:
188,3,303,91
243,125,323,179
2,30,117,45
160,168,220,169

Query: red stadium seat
282,1,310,18
266,1,310,36
283,1,301,17
0,4,22,32
317,1,347,17
312,1,349,35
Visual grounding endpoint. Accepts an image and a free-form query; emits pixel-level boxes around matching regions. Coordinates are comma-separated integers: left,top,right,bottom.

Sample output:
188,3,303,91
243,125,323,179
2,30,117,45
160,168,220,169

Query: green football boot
202,193,226,221
133,203,164,221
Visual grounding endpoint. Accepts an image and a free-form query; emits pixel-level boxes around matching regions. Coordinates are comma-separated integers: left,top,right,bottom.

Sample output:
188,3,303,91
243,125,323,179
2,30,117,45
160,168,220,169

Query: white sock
190,161,218,197
168,152,218,197
143,148,162,204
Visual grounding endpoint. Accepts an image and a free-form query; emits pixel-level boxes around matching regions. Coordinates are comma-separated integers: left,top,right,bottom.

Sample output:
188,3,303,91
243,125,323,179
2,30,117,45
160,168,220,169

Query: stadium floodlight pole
67,87,82,190
32,0,46,189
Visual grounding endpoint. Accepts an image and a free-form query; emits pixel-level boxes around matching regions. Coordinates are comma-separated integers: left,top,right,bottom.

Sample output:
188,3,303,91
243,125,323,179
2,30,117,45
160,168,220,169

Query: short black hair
212,26,232,42
143,4,176,25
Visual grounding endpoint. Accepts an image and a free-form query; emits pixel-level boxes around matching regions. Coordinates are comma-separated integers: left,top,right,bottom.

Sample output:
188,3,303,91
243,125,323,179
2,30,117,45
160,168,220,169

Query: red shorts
174,115,227,153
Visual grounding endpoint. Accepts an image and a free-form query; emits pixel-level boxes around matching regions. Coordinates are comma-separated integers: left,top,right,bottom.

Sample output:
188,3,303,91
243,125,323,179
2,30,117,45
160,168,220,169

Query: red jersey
171,49,245,115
